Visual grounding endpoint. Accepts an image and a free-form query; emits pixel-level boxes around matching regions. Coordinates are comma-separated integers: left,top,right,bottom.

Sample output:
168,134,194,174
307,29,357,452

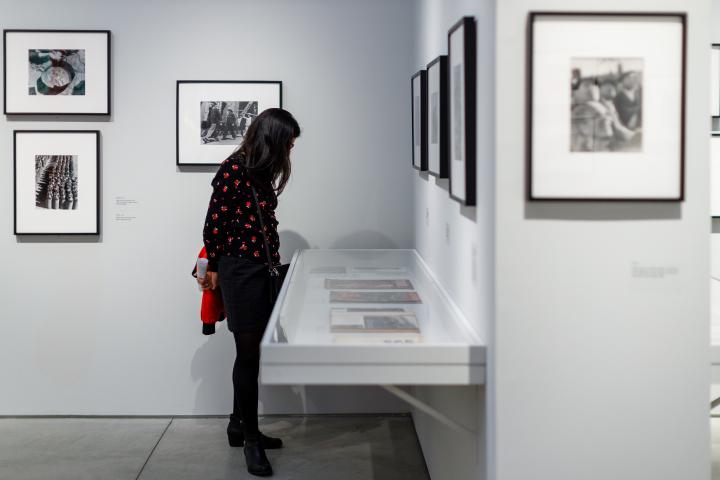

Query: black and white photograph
411,70,427,171
529,13,685,201
414,97,420,143
329,291,422,304
426,55,448,177
4,30,110,114
330,308,420,333
350,266,408,275
570,57,642,153
324,279,414,290
200,100,257,145
448,16,476,205
35,155,78,210
14,130,99,235
431,92,439,143
177,81,282,165
452,64,463,161
28,49,85,96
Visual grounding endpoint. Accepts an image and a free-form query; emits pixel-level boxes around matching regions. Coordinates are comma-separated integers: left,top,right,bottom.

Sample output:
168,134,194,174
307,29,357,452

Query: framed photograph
4,30,110,115
14,130,100,235
712,44,720,118
528,12,686,201
448,17,476,205
176,80,282,166
411,69,427,171
712,134,720,217
426,55,448,178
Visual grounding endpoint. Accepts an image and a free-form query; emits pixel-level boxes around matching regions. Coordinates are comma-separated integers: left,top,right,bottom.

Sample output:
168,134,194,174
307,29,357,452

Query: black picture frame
411,69,428,171
448,16,477,206
426,55,448,178
3,29,111,116
527,12,686,202
14,130,101,235
176,80,283,166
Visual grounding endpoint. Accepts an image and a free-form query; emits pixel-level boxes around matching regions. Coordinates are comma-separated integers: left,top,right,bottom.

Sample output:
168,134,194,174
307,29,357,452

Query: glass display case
260,249,486,385
712,278,720,366
712,277,720,408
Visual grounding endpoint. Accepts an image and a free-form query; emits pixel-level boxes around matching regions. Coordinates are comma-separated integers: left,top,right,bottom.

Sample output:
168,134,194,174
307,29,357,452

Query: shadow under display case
260,249,486,386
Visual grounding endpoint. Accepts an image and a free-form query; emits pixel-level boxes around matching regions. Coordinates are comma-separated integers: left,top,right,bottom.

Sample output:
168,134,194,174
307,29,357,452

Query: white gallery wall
710,0,720,399
493,1,710,480
0,0,416,415
410,0,494,479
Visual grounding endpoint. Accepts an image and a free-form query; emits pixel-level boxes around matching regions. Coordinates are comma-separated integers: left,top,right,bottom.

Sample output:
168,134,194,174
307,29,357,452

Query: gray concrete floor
0,415,429,480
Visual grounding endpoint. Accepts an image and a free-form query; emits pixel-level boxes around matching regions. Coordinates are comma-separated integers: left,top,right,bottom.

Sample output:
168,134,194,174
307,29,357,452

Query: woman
197,108,300,477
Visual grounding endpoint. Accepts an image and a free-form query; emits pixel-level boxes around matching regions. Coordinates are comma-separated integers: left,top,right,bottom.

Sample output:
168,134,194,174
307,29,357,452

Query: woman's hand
197,271,219,290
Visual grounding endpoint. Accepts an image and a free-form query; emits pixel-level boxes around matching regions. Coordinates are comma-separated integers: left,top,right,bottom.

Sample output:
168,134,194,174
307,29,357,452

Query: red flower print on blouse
202,157,281,271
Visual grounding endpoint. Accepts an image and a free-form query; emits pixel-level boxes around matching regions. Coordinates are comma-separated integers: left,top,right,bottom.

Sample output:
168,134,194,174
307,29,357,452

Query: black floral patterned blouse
203,156,280,272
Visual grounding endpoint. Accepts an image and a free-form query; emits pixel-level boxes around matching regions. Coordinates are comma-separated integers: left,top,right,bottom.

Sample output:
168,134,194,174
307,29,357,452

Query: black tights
232,328,265,441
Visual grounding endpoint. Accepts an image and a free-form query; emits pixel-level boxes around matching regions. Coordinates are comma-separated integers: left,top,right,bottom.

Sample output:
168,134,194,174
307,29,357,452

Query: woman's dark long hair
231,108,300,195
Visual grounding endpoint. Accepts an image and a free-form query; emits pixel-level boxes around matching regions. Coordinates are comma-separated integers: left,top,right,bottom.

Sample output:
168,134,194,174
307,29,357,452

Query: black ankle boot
227,416,283,449
227,415,244,447
244,440,273,477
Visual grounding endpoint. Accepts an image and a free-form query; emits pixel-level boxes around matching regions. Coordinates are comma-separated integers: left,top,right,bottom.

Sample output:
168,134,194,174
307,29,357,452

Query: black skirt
218,256,273,333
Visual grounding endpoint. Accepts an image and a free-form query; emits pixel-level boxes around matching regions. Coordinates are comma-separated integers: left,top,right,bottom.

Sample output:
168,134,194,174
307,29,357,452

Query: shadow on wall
281,229,401,252
712,218,720,233
420,170,477,222
525,201,681,221
279,230,311,260
16,234,103,244
331,230,399,249
191,328,403,414
191,329,235,414
177,165,217,174
191,323,308,414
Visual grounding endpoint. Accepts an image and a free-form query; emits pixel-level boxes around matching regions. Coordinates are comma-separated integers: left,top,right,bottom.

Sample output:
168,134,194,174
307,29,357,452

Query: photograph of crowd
430,92,440,145
570,57,642,153
28,49,86,96
200,100,258,145
35,155,79,210
452,63,464,161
